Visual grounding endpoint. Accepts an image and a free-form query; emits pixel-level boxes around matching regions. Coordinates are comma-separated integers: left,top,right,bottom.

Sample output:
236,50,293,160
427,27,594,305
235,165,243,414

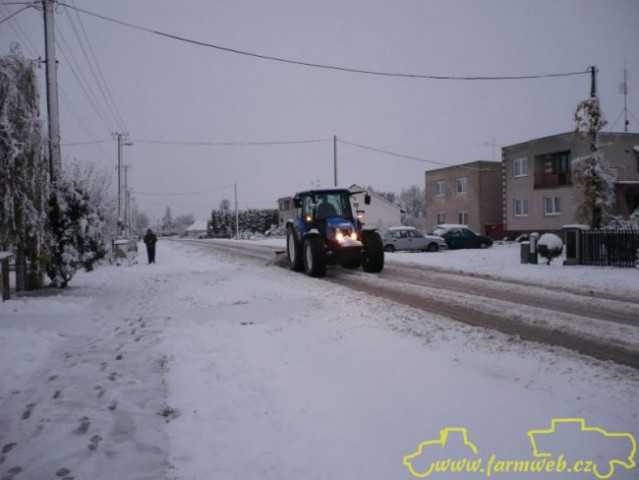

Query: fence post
0,252,13,301
562,225,588,266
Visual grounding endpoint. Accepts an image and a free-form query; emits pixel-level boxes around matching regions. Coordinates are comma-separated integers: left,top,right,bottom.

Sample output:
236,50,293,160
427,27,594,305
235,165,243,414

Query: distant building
277,197,296,226
502,131,639,234
185,220,209,238
348,185,404,229
424,161,502,236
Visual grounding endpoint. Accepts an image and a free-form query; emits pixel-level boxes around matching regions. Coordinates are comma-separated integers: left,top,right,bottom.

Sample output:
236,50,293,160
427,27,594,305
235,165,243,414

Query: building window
514,198,529,217
513,157,528,177
544,196,561,216
457,211,468,225
436,212,446,224
456,177,468,194
551,151,571,175
435,181,446,197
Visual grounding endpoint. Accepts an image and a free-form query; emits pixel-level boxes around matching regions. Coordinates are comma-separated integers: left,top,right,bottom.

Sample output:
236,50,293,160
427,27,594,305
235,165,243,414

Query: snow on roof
633,145,639,153
387,226,416,231
186,220,208,231
434,223,468,229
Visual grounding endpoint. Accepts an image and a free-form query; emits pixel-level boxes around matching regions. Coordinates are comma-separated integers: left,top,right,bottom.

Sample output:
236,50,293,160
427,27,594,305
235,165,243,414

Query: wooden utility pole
116,133,123,222
43,0,62,181
333,135,338,187
589,65,598,153
234,183,239,240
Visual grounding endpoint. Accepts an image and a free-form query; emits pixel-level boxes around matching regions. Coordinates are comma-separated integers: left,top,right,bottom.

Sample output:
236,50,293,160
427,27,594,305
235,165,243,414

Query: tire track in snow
181,239,639,369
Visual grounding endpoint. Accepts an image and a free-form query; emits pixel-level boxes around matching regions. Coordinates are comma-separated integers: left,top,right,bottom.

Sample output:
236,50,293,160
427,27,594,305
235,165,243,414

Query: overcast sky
2,0,639,222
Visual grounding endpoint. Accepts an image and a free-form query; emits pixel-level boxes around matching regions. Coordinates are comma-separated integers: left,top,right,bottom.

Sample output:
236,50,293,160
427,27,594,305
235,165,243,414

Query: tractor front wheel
304,236,327,277
287,227,304,272
361,231,384,273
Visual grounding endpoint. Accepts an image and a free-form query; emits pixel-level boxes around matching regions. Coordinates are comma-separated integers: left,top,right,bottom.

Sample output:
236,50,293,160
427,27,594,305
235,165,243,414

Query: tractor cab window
314,192,353,220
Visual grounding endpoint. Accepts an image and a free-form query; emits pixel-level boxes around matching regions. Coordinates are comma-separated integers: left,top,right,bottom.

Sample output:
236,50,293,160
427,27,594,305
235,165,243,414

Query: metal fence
580,229,639,268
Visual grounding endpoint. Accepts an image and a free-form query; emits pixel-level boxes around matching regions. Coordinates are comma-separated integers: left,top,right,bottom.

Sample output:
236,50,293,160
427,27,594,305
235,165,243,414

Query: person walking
143,229,158,264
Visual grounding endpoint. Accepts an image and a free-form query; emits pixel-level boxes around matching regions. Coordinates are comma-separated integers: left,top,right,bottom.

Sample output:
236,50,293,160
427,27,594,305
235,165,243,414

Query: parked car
381,226,447,252
430,224,493,249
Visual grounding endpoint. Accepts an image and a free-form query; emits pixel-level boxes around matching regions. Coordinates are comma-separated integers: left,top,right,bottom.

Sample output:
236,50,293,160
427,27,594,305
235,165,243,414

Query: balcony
534,172,572,189
612,166,639,182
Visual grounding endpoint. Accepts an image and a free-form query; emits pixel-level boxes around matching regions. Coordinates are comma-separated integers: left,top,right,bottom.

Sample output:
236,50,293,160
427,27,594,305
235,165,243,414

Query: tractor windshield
312,192,353,220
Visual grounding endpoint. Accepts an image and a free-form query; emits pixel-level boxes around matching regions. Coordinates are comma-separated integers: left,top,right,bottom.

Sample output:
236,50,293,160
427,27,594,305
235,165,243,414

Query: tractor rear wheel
361,231,384,273
304,236,327,277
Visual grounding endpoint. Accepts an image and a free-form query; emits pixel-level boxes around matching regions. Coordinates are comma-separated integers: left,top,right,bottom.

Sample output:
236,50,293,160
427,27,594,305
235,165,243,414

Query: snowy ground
0,239,638,479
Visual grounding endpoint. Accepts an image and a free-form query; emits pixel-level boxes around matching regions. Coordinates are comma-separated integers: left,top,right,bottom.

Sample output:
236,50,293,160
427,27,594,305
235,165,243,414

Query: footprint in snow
2,466,22,480
55,467,71,477
21,404,35,420
94,386,106,399
75,417,90,434
2,444,16,455
88,435,102,452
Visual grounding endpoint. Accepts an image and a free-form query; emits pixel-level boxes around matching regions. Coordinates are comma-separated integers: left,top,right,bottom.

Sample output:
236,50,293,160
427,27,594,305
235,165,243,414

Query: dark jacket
144,231,157,246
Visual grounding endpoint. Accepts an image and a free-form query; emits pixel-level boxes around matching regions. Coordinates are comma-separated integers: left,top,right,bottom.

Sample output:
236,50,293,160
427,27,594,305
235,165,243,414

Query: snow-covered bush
47,176,105,288
0,44,49,289
572,96,614,228
607,207,639,230
537,233,563,265
571,152,616,227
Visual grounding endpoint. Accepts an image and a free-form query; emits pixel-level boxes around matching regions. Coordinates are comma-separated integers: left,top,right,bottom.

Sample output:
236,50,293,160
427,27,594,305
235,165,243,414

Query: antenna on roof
611,61,638,132
620,62,629,133
484,138,503,161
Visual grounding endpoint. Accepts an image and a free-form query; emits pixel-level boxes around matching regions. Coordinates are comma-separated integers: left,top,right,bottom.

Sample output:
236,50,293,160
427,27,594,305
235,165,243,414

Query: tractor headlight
335,230,357,244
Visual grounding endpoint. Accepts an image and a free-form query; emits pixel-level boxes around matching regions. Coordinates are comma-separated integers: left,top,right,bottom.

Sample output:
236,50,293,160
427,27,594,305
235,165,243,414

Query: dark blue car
431,224,493,249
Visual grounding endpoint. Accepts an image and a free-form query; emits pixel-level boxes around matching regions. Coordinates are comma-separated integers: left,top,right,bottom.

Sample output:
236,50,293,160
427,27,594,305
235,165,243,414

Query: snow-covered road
1,240,638,479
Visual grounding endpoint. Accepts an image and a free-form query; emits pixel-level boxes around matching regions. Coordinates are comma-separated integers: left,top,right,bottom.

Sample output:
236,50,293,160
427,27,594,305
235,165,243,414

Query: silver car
381,226,447,252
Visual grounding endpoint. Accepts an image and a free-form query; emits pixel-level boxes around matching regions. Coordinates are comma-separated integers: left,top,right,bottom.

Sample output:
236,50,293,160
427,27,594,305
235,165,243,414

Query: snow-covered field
1,239,637,479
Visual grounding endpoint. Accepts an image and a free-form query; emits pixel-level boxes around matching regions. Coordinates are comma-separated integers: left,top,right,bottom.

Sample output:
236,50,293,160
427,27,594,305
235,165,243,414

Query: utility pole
123,165,130,237
234,183,239,240
43,0,62,182
116,133,123,224
333,135,338,187
589,65,598,153
115,133,132,234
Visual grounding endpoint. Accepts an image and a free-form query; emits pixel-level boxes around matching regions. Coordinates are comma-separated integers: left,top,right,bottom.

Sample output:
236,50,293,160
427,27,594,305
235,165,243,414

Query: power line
134,184,235,196
54,30,115,133
1,4,39,55
60,139,105,146
129,138,331,146
58,2,590,82
338,139,493,171
66,0,128,132
0,4,30,25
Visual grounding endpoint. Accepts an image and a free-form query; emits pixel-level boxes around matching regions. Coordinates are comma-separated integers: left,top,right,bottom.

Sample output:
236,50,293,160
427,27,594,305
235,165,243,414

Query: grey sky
2,0,638,222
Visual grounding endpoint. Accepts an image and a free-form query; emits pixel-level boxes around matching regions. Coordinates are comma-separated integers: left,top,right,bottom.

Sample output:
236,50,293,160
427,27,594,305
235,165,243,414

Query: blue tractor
285,188,384,277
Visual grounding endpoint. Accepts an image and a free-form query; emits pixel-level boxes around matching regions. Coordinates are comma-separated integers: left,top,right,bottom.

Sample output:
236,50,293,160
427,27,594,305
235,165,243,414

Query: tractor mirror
293,197,301,208
364,194,371,205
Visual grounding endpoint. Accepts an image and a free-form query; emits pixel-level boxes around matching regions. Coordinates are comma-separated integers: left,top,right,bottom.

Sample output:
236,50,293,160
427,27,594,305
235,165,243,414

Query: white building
349,184,404,229
185,220,209,238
